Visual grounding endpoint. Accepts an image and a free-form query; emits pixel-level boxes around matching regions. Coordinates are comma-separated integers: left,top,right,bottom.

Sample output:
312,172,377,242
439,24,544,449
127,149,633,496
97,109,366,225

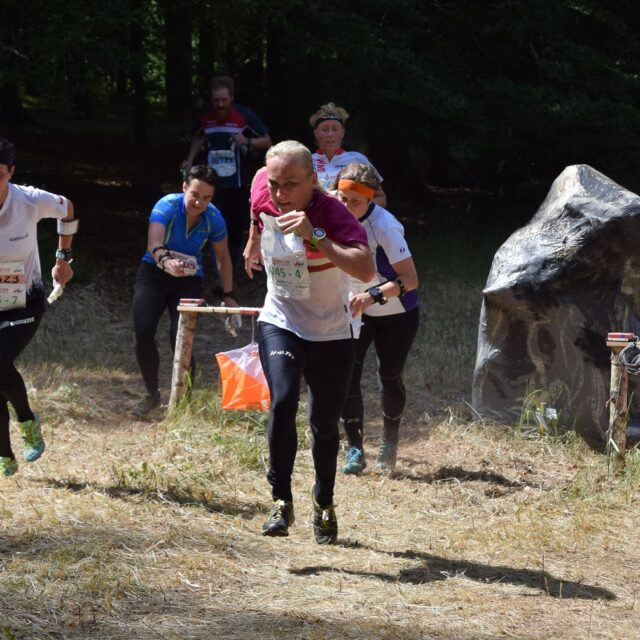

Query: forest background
3,0,640,209
2,4,640,638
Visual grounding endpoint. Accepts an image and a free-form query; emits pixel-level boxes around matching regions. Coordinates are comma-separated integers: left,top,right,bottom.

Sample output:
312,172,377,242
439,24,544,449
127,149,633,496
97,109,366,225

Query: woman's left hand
52,260,74,286
349,292,374,315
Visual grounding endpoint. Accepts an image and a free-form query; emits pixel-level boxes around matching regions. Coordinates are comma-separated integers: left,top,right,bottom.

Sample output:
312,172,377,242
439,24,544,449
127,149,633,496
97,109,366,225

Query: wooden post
607,341,630,471
168,305,262,411
169,310,197,410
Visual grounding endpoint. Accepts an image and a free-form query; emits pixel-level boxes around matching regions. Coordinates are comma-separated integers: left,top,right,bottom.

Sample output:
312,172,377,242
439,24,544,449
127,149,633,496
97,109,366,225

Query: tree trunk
129,0,148,144
163,0,193,124
0,80,29,123
196,3,216,105
264,17,284,135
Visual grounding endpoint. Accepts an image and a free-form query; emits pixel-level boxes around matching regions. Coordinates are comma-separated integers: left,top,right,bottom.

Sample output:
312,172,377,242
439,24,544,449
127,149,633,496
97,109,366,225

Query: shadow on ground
34,477,264,519
391,464,533,490
0,601,483,640
291,544,616,601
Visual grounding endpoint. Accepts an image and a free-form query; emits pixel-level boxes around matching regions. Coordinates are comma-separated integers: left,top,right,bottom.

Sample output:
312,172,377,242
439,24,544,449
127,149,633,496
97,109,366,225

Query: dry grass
1,278,639,640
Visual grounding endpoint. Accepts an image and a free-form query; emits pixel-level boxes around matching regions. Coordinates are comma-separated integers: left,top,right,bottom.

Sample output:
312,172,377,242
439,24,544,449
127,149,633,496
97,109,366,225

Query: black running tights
258,322,355,505
0,302,43,459
342,307,420,448
132,261,203,394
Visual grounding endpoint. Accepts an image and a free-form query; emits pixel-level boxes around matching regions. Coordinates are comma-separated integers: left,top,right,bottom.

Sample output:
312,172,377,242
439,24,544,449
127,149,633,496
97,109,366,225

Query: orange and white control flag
215,342,270,411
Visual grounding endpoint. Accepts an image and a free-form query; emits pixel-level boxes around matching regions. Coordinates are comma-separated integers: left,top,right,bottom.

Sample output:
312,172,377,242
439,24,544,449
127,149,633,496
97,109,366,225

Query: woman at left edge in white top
0,137,76,477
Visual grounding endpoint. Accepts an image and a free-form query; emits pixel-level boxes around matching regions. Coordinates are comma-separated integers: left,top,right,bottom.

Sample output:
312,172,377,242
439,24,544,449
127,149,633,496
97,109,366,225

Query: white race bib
208,149,237,177
0,261,26,310
260,213,311,299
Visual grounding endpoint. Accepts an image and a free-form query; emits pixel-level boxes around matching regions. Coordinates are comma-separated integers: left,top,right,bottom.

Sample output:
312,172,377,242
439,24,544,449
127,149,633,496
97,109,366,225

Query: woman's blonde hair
309,102,350,129
265,140,315,175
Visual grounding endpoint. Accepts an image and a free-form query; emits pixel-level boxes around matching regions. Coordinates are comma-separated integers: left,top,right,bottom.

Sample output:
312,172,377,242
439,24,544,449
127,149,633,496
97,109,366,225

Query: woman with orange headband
335,162,419,473
309,103,387,207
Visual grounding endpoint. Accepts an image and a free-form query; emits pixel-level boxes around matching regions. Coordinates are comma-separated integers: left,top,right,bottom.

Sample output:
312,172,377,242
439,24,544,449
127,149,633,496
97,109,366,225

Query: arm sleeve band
57,219,79,235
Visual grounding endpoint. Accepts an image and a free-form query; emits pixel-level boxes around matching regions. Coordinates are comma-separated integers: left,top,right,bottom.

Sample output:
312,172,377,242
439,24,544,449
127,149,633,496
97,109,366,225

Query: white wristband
57,219,79,235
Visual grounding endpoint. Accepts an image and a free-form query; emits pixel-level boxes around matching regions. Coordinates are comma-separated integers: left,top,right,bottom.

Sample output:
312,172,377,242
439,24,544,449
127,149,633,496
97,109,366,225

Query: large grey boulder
472,164,640,445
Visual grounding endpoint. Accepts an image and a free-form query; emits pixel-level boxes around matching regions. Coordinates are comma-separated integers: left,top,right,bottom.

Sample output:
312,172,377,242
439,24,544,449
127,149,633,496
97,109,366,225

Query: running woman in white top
243,141,374,544
309,103,387,207
0,137,76,477
335,163,419,474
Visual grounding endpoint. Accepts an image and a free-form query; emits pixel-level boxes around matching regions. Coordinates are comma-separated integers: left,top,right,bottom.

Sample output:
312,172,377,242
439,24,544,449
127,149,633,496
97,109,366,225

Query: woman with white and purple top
243,141,374,544
309,103,387,207
335,162,420,474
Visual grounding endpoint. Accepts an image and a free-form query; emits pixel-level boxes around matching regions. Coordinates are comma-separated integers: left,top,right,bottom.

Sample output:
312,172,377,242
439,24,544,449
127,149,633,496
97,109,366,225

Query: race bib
208,149,237,177
0,261,26,310
260,213,311,299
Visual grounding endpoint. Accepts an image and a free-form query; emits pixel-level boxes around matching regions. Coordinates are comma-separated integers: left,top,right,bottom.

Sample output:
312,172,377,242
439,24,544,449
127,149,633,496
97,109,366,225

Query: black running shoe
262,499,295,536
132,391,161,418
312,493,338,545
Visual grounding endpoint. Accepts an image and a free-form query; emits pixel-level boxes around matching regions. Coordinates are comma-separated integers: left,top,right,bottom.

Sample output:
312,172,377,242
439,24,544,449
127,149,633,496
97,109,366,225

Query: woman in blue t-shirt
132,165,237,417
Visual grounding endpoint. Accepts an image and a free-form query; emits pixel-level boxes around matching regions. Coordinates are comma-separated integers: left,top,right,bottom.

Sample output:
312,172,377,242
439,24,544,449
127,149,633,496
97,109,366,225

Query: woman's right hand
162,257,187,277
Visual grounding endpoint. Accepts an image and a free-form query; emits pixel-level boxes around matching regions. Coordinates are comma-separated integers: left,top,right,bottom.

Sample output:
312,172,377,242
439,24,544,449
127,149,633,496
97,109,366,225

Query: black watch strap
368,286,387,305
55,248,73,261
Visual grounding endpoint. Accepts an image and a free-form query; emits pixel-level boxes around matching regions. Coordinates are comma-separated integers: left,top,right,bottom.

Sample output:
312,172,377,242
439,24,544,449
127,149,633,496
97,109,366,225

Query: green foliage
3,0,640,192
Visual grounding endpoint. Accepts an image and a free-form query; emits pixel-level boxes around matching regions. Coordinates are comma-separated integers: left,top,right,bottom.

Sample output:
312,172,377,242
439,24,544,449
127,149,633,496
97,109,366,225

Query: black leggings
132,261,203,394
0,300,44,459
258,322,355,505
342,307,420,448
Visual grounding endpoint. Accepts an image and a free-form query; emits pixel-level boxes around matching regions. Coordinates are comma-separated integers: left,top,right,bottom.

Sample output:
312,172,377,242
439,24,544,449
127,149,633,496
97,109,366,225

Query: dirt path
1,398,637,639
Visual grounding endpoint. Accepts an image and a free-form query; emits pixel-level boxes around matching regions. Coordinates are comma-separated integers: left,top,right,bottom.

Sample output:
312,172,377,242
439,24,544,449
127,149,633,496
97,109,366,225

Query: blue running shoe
343,447,366,475
19,415,45,462
0,457,18,477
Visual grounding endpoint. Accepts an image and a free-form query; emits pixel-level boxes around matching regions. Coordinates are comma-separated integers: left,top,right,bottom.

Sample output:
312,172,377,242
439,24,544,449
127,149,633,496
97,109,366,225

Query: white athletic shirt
250,168,368,341
312,149,383,192
0,183,69,303
349,204,419,317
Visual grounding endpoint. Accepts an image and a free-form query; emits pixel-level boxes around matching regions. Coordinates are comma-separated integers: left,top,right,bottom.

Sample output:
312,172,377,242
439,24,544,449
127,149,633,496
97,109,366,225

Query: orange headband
338,179,375,200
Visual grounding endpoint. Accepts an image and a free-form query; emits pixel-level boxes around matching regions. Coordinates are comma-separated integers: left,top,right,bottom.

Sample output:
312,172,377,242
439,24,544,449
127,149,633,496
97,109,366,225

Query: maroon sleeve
308,193,368,246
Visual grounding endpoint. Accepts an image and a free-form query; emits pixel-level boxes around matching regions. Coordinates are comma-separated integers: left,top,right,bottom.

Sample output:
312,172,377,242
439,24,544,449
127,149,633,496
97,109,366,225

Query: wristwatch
368,286,387,305
310,227,327,249
55,248,73,261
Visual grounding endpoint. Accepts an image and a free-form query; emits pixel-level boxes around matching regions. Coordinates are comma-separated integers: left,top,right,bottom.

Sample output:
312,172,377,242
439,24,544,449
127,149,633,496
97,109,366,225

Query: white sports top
312,149,383,192
250,168,368,341
349,204,419,317
0,183,69,304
